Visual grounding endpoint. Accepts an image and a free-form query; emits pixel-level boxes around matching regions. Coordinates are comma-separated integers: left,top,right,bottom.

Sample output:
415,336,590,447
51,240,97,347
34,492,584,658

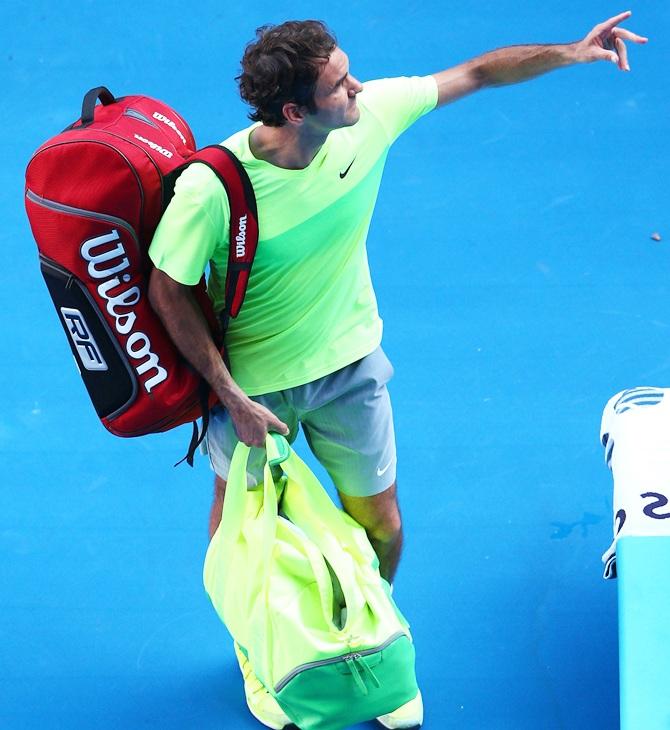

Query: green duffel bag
203,433,418,730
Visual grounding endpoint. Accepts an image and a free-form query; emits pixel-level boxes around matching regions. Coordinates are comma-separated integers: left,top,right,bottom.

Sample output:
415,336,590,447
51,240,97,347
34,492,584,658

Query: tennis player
149,14,646,728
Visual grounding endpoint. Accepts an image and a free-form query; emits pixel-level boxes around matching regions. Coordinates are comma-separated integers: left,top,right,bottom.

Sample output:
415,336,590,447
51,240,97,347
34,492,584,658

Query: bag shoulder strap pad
185,145,259,326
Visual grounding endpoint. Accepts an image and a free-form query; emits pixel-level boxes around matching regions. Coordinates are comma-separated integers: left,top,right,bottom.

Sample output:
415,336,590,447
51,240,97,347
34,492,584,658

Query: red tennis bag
25,87,258,460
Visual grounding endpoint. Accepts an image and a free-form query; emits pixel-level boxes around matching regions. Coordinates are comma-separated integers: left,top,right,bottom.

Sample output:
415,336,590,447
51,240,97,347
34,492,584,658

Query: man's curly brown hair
237,20,337,127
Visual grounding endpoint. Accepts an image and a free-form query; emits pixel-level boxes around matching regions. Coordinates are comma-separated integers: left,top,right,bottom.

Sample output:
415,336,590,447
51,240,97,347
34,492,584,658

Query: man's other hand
228,396,290,448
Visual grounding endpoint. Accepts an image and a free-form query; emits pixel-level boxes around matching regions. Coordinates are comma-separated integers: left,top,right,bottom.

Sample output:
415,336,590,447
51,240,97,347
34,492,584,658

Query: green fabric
276,636,417,730
150,76,437,395
203,434,418,730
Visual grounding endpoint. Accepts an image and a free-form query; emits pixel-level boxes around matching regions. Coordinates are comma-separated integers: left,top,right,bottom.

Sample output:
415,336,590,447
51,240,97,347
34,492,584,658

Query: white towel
600,386,670,579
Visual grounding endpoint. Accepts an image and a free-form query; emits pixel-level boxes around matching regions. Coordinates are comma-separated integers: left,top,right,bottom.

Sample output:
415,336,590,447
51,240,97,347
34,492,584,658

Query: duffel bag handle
268,432,290,466
81,86,116,126
268,432,291,482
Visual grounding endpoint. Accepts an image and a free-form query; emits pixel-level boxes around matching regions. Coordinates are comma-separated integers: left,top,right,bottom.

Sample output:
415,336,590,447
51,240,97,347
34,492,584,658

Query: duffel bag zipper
273,631,406,693
26,189,140,250
345,653,382,696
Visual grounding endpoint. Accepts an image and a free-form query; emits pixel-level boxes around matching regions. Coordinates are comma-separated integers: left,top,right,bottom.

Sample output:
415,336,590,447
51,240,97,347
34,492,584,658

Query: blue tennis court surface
2,1,667,728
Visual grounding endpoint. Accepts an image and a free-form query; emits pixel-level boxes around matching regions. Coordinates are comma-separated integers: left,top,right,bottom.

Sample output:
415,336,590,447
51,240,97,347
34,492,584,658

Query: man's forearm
470,43,578,88
148,268,246,409
148,268,289,445
433,43,578,106
432,13,647,107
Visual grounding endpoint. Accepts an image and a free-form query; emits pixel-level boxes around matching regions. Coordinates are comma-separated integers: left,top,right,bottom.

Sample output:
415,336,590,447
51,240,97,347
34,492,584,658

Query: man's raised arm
432,11,647,108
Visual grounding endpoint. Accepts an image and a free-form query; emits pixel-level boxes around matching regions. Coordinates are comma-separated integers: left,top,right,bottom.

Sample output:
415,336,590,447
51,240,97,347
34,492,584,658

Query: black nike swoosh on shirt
339,157,356,179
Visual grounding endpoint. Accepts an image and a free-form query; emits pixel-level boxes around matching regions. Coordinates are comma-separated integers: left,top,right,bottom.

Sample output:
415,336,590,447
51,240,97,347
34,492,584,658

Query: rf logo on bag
60,307,108,371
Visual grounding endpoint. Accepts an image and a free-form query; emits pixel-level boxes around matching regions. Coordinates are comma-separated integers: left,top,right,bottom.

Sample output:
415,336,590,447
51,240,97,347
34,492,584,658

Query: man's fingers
613,27,649,44
597,10,632,34
591,47,619,65
240,431,263,447
270,417,290,436
615,37,629,71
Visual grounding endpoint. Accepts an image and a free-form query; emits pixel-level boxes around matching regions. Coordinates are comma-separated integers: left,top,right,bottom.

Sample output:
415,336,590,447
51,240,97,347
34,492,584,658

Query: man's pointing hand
577,11,648,71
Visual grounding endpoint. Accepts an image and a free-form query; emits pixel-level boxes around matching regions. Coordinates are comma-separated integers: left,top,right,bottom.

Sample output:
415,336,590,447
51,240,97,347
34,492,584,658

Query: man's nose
349,77,364,95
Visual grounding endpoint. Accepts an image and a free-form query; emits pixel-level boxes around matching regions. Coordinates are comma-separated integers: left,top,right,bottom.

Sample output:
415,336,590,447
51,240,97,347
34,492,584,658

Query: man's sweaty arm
433,11,647,107
148,268,289,447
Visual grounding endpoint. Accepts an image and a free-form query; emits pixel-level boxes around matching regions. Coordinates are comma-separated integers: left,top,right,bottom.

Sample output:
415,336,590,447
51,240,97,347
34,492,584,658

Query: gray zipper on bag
273,631,406,693
123,108,160,128
25,189,140,250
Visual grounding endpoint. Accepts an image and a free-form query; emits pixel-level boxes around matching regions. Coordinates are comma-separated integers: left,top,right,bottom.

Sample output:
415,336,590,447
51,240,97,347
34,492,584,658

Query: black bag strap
81,86,116,126
169,145,259,467
174,380,212,468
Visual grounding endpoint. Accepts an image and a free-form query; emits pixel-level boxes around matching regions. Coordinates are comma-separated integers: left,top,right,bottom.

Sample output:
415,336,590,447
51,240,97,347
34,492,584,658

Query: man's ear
282,102,306,125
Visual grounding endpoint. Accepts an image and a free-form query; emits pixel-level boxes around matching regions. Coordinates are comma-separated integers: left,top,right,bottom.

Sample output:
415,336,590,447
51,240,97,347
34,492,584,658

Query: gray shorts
205,347,397,497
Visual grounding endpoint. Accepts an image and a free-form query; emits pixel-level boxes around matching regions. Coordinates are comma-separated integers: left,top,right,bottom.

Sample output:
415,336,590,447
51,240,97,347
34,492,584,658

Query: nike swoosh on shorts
376,460,393,477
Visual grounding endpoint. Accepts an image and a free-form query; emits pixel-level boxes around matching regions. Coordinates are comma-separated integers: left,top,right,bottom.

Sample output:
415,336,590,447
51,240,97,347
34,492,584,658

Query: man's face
305,47,363,133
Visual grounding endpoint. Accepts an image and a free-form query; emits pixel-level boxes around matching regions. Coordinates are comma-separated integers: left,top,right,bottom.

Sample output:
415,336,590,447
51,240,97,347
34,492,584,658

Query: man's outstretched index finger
598,10,633,34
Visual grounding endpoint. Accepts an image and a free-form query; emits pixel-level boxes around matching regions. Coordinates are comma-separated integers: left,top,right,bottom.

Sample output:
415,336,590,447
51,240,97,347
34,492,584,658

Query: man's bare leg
338,482,402,583
209,475,227,540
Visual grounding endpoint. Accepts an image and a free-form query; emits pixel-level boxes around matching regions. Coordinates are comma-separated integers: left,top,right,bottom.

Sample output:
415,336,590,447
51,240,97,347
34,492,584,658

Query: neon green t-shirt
150,75,437,395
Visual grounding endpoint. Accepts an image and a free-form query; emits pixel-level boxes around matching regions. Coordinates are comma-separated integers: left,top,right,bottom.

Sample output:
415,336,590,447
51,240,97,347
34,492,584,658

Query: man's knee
209,475,228,541
339,483,402,544
368,509,402,544
214,475,227,502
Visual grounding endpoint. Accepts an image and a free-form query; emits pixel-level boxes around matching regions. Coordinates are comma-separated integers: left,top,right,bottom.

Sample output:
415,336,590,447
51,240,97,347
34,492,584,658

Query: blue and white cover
600,387,670,579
